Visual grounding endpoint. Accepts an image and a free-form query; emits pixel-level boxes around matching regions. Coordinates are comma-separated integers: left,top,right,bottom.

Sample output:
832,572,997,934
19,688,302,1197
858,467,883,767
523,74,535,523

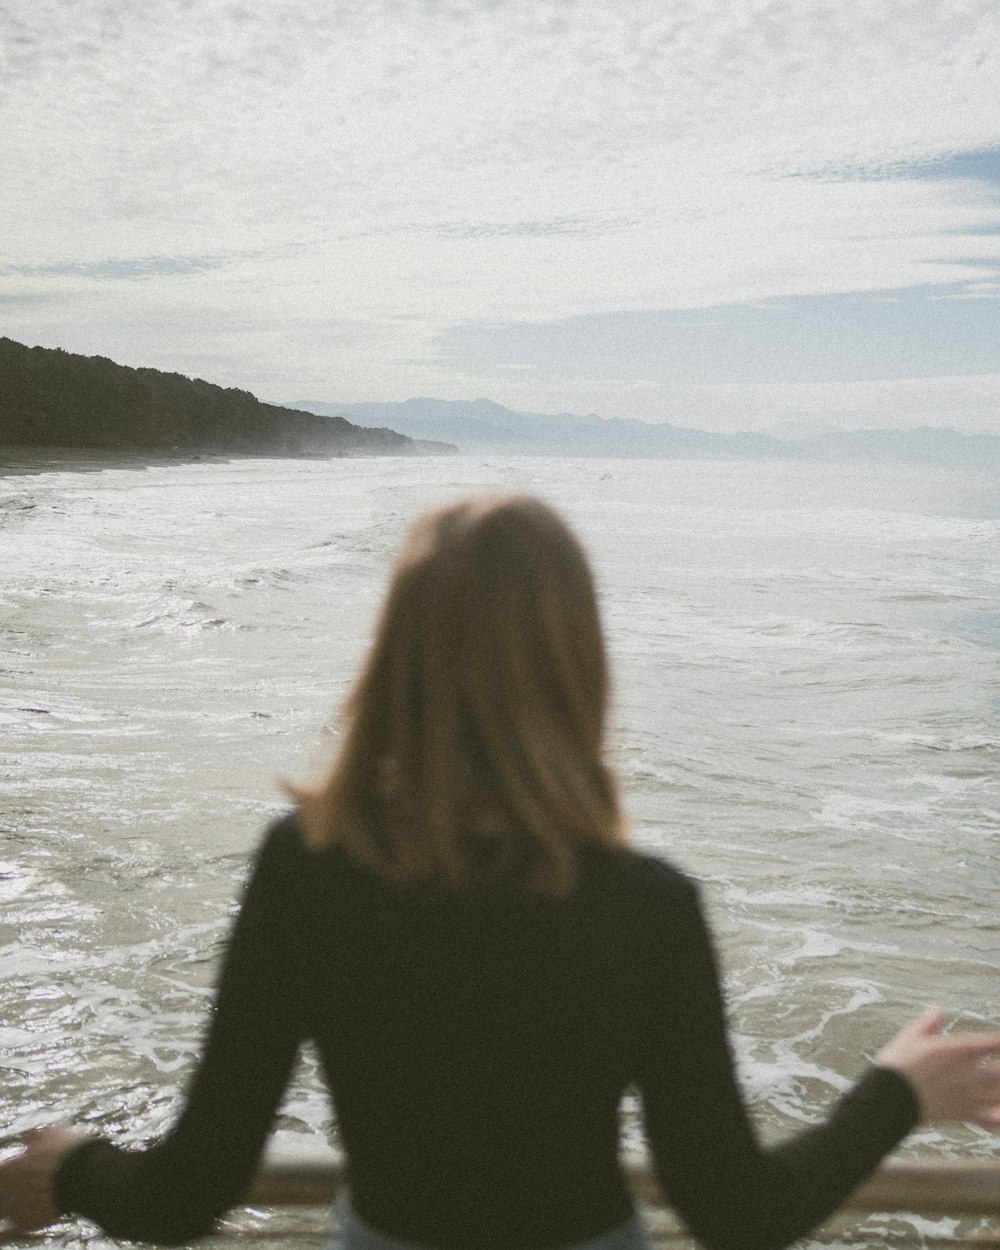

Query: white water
2,452,998,1247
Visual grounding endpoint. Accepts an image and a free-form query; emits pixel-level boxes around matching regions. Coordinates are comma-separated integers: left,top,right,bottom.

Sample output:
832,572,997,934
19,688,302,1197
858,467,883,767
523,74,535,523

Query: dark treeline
0,338,444,456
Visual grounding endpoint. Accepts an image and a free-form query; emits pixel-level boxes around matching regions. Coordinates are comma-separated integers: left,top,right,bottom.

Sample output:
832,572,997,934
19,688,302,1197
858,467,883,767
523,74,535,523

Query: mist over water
2,452,998,1247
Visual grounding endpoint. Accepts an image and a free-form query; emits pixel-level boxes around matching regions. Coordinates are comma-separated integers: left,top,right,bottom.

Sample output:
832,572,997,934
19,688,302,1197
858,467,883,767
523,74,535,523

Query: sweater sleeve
55,819,304,1244
636,874,919,1250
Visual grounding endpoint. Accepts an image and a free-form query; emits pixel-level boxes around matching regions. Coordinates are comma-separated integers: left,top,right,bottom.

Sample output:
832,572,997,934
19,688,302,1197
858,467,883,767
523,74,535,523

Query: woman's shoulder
569,848,709,970
253,809,406,902
250,808,308,872
258,808,376,865
251,809,356,888
578,844,701,912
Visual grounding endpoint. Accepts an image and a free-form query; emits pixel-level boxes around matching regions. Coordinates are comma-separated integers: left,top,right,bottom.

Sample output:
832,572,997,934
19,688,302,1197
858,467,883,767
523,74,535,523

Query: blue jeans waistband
331,1199,652,1250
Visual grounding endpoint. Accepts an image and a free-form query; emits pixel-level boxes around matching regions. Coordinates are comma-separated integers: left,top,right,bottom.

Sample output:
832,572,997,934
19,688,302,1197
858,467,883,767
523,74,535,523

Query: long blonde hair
290,494,626,894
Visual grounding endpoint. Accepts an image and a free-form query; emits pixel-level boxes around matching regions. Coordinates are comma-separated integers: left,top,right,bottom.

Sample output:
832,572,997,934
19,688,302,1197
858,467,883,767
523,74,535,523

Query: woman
1,494,998,1250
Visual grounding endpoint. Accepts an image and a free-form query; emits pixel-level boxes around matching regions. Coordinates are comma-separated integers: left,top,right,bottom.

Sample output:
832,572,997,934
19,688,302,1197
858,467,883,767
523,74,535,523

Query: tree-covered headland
0,338,448,456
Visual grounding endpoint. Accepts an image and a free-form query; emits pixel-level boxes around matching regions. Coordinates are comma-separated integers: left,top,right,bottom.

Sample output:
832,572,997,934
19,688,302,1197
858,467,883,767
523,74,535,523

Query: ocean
1,451,998,1248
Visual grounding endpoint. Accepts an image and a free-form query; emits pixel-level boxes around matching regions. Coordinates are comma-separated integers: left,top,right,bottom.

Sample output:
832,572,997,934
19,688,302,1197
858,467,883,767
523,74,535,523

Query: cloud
7,0,1000,246
3,0,1000,427
416,218,605,240
0,256,235,280
819,146,1000,187
0,291,61,307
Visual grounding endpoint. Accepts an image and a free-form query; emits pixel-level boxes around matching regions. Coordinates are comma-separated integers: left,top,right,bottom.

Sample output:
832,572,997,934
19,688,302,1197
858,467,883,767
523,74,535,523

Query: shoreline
0,447,244,477
0,445,453,478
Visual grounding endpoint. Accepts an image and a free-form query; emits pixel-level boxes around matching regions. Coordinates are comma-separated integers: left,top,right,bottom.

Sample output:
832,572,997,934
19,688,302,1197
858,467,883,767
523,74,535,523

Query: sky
2,0,1000,435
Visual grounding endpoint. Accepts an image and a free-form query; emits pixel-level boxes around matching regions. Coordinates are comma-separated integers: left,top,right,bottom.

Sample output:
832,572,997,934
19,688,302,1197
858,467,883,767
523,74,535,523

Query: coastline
0,444,453,478
0,446,244,477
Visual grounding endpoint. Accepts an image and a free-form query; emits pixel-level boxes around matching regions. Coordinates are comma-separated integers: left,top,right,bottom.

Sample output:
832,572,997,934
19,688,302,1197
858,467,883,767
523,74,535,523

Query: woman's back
57,811,916,1250
233,815,689,1249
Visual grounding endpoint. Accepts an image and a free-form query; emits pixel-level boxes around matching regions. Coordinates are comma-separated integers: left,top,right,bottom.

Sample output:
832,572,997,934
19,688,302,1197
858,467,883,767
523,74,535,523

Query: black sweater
56,813,918,1249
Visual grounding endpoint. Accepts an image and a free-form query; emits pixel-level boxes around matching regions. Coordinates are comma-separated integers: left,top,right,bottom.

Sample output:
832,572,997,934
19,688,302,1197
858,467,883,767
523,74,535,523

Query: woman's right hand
875,1008,1000,1128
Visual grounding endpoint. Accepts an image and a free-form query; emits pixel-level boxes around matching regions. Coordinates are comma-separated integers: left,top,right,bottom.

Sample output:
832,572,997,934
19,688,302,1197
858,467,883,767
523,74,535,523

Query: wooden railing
249,1148,1000,1216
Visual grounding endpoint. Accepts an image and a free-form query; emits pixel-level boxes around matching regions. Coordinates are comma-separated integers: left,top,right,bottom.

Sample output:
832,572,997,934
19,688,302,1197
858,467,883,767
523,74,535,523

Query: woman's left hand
0,1127,88,1239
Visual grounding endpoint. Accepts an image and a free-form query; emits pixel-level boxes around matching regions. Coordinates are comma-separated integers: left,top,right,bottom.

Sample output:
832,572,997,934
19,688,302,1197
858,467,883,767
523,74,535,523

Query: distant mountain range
282,396,1000,466
4,337,993,467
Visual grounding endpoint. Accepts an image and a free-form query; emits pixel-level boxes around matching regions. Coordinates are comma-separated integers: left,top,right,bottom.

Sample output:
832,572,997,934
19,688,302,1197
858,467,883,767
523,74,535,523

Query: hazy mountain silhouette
282,396,1000,465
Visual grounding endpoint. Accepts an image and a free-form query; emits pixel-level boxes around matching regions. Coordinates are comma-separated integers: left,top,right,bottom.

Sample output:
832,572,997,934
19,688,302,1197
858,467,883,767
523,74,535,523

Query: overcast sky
3,0,999,433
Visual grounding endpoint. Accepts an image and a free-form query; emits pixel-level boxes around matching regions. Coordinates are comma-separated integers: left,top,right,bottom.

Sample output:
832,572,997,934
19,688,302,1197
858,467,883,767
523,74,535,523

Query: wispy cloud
417,219,605,240
1,256,234,280
802,146,1000,187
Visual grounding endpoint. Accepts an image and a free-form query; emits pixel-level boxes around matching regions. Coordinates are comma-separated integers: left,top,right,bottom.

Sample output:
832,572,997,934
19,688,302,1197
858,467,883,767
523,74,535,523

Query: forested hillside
0,339,437,456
